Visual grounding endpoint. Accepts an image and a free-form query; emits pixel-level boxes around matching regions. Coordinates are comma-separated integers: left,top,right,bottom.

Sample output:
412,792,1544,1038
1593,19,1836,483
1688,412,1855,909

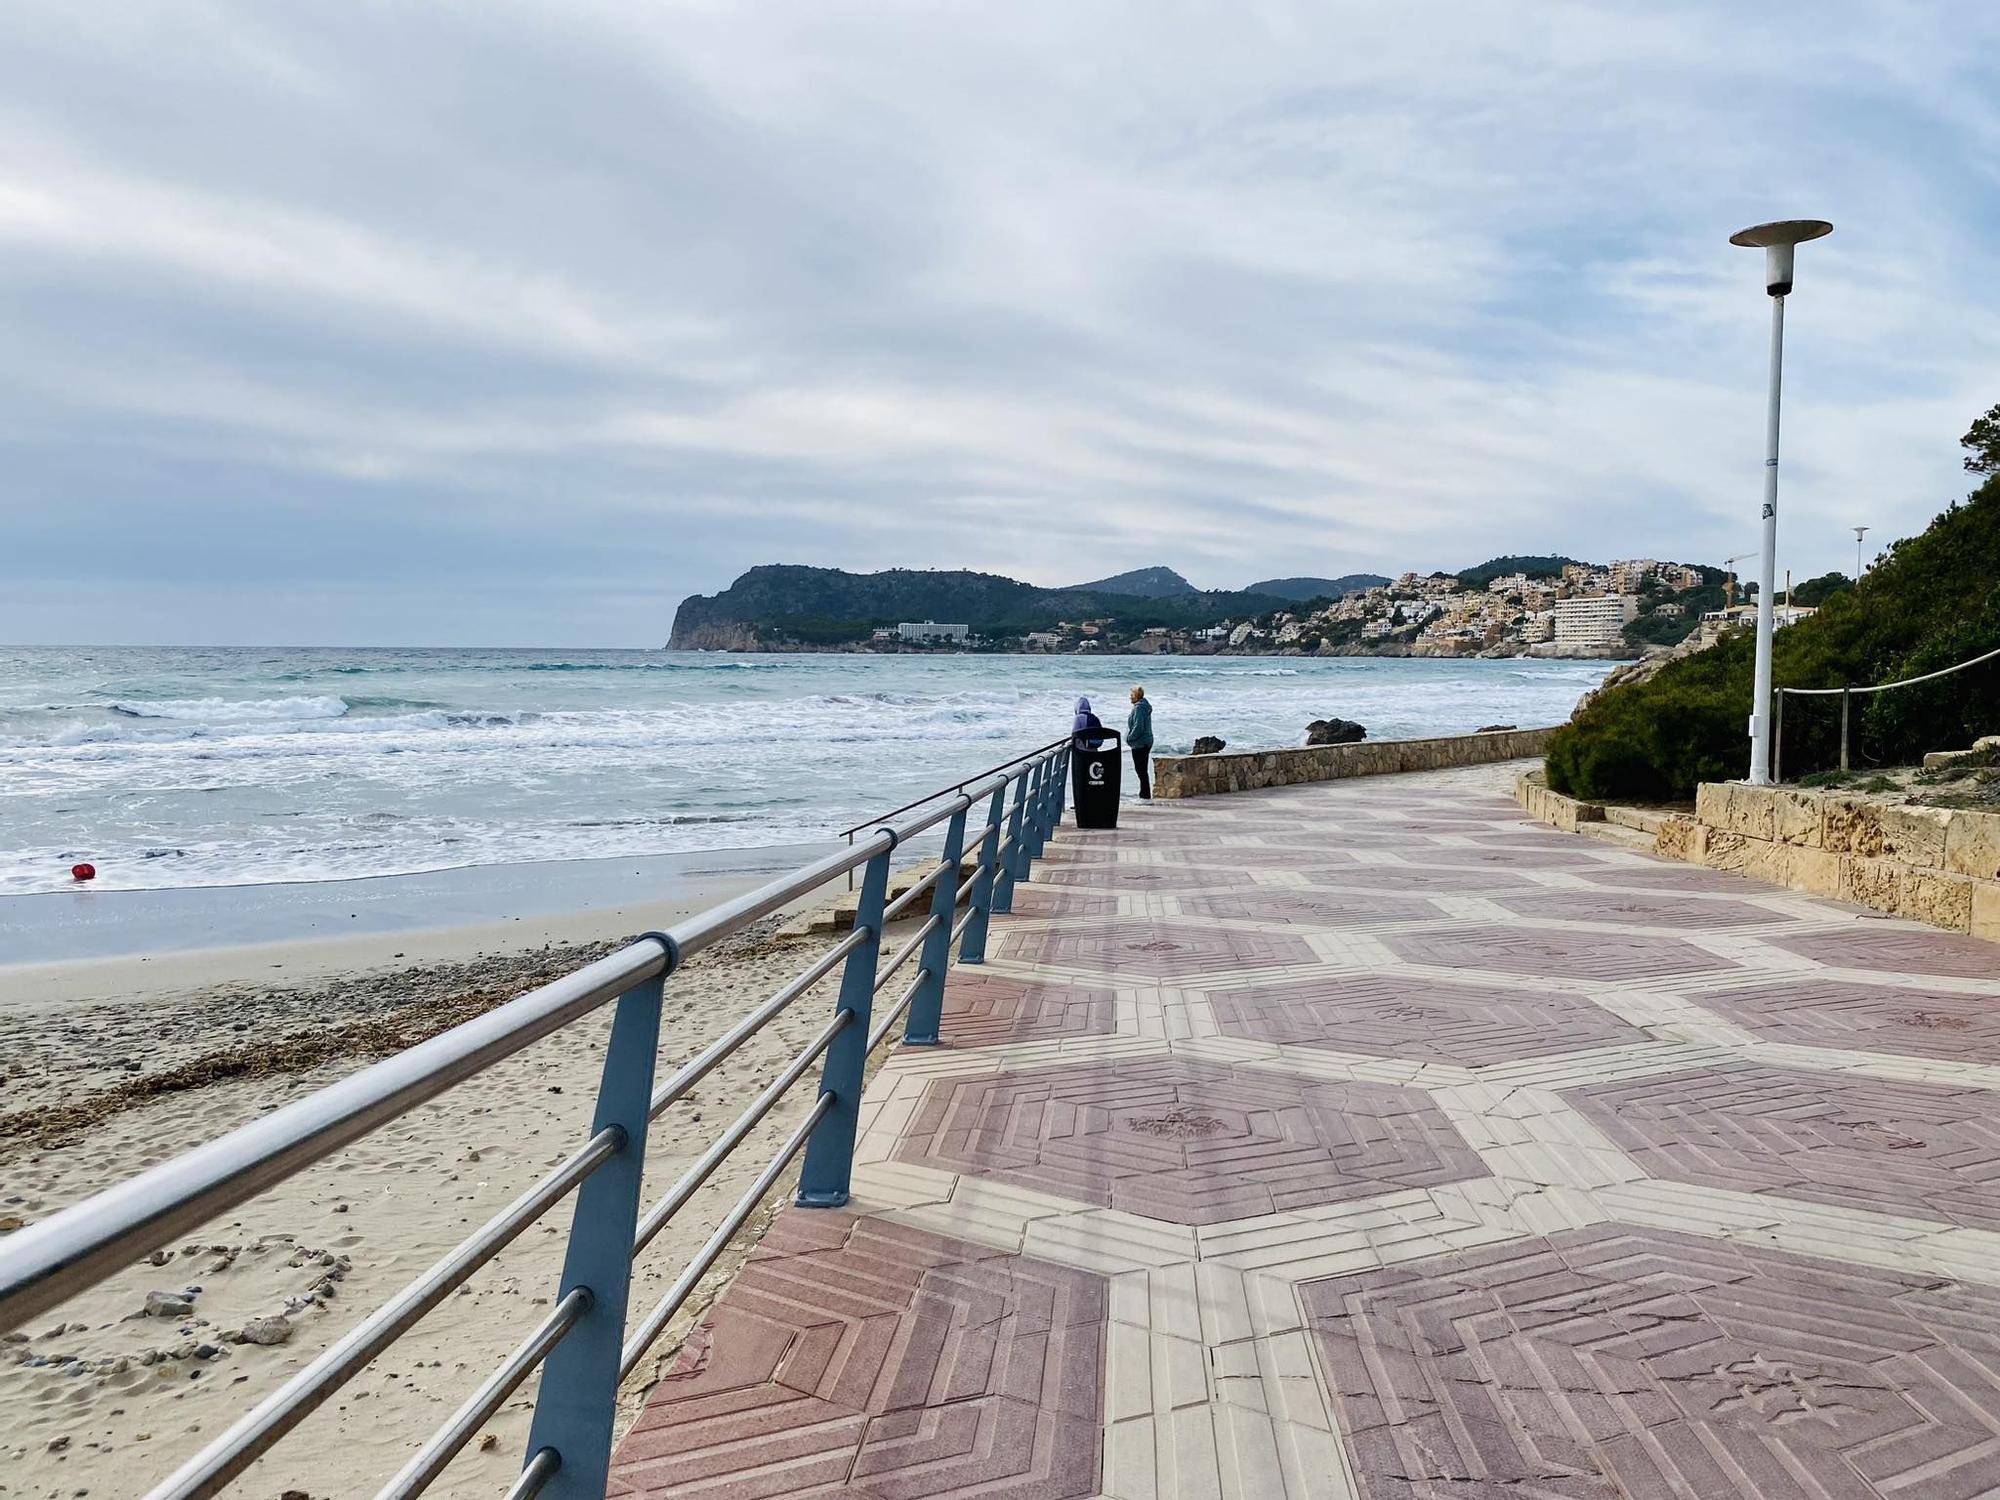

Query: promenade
608,762,2000,1500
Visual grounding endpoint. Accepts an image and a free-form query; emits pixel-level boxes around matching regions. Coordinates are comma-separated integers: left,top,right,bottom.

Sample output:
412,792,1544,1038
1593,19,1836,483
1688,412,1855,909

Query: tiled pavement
610,767,2000,1500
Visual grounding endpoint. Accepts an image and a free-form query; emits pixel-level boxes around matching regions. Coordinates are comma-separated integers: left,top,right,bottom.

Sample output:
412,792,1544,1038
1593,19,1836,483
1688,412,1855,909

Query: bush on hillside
1547,417,2000,801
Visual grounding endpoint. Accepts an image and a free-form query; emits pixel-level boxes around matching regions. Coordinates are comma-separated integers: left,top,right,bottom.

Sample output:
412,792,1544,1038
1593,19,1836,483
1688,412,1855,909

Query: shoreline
0,842,834,970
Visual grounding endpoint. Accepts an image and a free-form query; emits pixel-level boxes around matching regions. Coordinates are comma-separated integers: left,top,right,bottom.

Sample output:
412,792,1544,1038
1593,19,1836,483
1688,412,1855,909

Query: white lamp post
1730,217,1832,785
1853,524,1869,581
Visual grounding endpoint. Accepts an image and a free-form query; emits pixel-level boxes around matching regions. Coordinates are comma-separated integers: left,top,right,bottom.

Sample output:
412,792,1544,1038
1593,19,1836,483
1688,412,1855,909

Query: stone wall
1515,771,2000,941
1154,726,1558,799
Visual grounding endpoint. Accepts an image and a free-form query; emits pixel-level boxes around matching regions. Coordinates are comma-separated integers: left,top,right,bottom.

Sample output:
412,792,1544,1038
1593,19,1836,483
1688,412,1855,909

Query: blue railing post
796,843,891,1208
903,804,968,1044
957,784,1007,963
1024,758,1051,861
1039,749,1067,842
991,771,1031,915
521,968,666,1500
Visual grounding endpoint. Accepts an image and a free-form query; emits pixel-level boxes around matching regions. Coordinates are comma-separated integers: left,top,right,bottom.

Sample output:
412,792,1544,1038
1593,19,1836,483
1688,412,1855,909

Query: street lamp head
1731,219,1833,296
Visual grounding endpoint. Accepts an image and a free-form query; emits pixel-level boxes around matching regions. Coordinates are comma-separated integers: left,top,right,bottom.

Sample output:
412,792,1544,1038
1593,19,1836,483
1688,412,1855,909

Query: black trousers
1131,746,1152,799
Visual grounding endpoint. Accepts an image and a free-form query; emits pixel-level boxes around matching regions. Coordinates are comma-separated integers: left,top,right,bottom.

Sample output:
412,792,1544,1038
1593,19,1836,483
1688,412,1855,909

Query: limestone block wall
1154,726,1558,799
1516,771,2000,942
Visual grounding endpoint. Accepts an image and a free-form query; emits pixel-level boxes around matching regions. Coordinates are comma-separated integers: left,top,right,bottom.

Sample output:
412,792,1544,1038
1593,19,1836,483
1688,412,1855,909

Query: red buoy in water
71,862,96,882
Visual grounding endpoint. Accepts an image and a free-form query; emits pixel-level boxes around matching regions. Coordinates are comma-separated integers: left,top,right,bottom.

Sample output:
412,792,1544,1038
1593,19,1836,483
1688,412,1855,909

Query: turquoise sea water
0,647,1610,894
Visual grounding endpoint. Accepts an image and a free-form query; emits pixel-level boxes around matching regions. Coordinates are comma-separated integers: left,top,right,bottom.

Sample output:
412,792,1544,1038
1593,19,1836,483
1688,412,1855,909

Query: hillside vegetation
1064,566,1197,597
1244,574,1389,601
1546,408,2000,800
668,565,1294,647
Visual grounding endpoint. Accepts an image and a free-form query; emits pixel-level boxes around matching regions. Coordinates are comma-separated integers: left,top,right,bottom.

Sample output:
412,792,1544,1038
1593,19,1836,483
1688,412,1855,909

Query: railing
0,738,1074,1500
1774,642,2000,781
836,735,1068,888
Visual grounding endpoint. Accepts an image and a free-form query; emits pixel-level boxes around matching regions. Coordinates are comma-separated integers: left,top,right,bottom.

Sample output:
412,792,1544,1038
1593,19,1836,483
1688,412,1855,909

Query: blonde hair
1131,685,1145,699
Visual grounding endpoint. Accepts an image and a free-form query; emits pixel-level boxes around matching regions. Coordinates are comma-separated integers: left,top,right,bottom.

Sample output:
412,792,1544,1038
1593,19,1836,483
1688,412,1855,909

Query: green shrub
1546,428,2000,801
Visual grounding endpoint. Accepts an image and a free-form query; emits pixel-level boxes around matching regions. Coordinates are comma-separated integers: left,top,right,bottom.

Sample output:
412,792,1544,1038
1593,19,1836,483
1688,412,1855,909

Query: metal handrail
835,736,1067,838
0,735,1074,1500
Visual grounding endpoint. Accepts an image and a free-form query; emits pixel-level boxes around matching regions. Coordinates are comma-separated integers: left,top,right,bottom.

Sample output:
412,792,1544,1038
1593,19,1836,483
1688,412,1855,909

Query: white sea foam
108,693,351,723
0,647,1611,894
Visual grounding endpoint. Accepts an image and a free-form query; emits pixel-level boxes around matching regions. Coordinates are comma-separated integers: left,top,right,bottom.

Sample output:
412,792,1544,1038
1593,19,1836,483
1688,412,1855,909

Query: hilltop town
670,556,1838,658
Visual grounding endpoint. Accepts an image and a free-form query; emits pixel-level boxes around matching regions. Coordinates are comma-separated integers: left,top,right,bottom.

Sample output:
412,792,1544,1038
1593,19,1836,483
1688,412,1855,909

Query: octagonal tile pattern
893,1058,1487,1225
1493,888,1782,928
1207,973,1649,1065
1687,977,2000,1062
1385,922,1739,981
1397,844,1604,869
1304,1224,2000,1500
989,919,1315,979
937,974,1117,1048
620,762,2000,1500
1172,889,1441,927
999,885,1118,919
611,1213,1105,1499
1297,863,1517,893
1031,863,1249,891
1568,1063,2000,1230
1768,927,2000,980
1577,863,1768,893
1174,845,1360,868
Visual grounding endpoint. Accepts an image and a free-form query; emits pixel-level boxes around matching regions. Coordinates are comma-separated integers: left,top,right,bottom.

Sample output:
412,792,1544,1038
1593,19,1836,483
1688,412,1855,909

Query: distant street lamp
1730,217,1833,786
1852,524,1869,581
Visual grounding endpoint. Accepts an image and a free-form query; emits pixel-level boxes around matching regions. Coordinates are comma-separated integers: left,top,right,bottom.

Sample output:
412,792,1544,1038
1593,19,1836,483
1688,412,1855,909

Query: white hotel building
1551,595,1638,650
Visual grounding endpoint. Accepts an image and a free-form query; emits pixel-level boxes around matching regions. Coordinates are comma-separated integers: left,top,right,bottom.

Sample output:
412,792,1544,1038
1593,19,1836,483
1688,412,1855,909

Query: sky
3,2,1998,646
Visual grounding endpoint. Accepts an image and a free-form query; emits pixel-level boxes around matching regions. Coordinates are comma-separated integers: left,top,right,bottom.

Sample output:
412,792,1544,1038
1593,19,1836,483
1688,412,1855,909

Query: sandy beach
0,878,921,1500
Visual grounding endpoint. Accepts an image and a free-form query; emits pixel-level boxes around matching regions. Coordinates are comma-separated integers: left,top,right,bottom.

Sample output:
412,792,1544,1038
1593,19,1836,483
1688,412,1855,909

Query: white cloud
1,0,1997,643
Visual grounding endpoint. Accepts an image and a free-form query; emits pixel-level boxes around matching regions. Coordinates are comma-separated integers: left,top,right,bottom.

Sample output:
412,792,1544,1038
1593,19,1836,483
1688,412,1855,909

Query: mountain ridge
667,564,1293,648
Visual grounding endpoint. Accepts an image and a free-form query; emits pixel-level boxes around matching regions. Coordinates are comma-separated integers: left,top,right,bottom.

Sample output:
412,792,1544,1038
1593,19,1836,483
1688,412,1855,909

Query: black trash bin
1071,730,1122,829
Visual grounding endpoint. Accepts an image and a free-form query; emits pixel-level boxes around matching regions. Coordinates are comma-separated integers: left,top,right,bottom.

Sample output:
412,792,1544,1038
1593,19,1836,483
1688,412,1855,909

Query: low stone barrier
1515,771,2000,941
1154,726,1558,799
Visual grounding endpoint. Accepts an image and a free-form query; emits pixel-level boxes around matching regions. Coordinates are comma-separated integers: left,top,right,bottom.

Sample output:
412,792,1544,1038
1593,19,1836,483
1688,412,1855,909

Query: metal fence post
1021,759,1048,861
957,785,1007,964
903,804,968,1045
1839,685,1852,772
1773,688,1785,784
991,771,1030,915
1044,749,1068,836
521,969,666,1500
796,843,891,1208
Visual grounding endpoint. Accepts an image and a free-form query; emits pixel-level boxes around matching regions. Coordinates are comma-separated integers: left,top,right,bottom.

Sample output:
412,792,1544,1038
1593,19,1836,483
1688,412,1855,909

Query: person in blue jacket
1126,686,1154,799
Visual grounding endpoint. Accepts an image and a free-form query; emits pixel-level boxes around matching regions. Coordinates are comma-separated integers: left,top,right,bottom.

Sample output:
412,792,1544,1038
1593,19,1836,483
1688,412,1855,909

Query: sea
0,647,1611,896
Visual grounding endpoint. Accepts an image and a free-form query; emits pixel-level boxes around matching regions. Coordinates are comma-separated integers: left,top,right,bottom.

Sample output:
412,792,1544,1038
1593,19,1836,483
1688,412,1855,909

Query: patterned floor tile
1384,922,1738,981
1206,973,1649,1065
1034,864,1252,891
990,921,1316,980
1493,888,1782,928
1769,927,2000,980
1567,1062,2000,1230
612,1213,1106,1499
940,974,1119,1047
1302,1223,2000,1500
1296,865,1518,893
1688,977,2000,1062
893,1057,1488,1226
1173,890,1441,928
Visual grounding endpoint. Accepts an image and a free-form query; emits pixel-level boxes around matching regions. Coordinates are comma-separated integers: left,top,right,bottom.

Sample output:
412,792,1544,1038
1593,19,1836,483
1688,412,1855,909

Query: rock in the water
1475,723,1516,733
1190,736,1227,755
237,1316,293,1347
1305,718,1366,746
143,1291,193,1319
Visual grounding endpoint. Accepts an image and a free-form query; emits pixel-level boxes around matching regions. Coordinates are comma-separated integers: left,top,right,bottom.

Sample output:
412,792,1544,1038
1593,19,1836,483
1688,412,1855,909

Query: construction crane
1722,551,1760,612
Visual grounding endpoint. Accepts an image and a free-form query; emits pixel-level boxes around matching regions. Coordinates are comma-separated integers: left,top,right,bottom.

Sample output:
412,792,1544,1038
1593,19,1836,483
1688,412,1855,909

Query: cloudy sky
3,2,1997,646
